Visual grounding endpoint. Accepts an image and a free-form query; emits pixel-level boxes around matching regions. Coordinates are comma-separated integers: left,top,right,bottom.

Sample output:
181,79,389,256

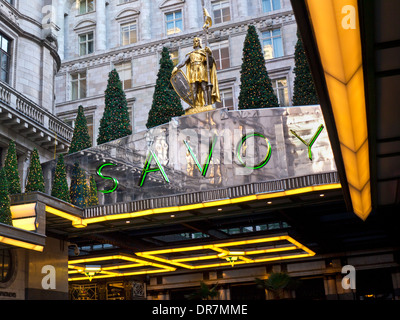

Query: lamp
305,0,371,220
83,265,102,281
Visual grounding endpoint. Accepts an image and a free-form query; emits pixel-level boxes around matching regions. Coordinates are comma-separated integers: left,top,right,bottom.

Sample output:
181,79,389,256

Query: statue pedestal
185,104,215,115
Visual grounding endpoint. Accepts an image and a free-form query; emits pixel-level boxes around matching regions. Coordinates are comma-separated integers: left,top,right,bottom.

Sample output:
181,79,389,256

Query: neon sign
96,126,324,191
97,163,119,193
184,135,218,177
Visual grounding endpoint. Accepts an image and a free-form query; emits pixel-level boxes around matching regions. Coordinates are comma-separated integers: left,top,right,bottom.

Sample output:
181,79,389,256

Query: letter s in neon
97,163,119,194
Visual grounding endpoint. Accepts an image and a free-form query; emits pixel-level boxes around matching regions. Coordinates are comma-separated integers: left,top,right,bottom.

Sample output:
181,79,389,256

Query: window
0,249,12,283
262,29,284,60
216,88,234,110
115,61,132,90
169,50,179,66
121,22,137,46
71,72,87,100
79,32,94,56
165,11,183,35
79,0,95,14
212,0,231,24
211,42,230,70
262,0,281,13
272,78,289,106
0,34,11,84
87,115,94,143
128,104,133,131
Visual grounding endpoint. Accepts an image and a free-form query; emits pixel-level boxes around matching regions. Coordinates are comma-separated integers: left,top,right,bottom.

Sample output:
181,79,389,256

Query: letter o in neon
237,133,272,170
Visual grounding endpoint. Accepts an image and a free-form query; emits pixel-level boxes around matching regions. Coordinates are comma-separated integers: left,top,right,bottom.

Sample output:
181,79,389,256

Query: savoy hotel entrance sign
42,106,338,211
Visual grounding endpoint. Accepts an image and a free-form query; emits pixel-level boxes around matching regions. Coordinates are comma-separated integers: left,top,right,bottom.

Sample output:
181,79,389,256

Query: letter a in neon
183,135,218,177
139,150,170,187
290,124,324,161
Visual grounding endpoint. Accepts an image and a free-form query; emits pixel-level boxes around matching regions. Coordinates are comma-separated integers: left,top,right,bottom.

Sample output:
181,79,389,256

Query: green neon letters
95,125,324,191
237,133,272,170
97,163,119,193
290,124,324,161
139,150,170,187
183,135,218,177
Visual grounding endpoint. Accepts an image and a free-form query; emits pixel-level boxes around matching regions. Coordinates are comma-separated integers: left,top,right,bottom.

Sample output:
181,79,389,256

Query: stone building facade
54,0,298,145
0,0,72,188
0,0,72,300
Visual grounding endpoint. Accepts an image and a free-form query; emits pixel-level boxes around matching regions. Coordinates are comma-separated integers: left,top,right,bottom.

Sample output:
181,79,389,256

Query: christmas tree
292,31,319,106
69,105,92,154
25,148,45,193
97,69,132,145
4,140,21,194
69,162,90,208
51,154,71,203
238,25,279,110
0,168,12,225
146,47,184,129
88,175,99,207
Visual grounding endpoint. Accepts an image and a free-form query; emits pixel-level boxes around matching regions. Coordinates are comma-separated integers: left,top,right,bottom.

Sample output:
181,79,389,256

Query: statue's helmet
193,37,202,48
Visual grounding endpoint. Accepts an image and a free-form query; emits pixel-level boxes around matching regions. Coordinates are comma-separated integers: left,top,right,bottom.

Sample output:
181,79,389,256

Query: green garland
97,69,132,145
238,25,279,110
51,154,71,203
4,140,21,194
0,168,12,225
146,47,184,129
292,31,319,106
69,105,92,154
25,148,45,193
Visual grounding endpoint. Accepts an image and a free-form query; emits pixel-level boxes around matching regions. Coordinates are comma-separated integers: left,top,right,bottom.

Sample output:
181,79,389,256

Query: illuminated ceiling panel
136,234,315,270
68,254,176,282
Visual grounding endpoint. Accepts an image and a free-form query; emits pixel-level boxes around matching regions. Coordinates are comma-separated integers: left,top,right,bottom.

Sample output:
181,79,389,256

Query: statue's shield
171,70,195,107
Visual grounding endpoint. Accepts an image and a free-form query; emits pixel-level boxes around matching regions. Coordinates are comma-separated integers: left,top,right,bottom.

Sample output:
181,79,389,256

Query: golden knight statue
171,8,220,115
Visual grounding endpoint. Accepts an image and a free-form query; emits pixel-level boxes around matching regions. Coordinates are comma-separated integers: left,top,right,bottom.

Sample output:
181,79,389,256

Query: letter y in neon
290,124,324,161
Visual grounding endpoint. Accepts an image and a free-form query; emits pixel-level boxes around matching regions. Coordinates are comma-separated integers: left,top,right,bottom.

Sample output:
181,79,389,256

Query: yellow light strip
45,206,87,227
80,183,342,228
286,236,316,256
136,235,315,270
10,203,36,218
173,254,220,263
244,246,298,255
69,268,173,282
68,254,176,281
0,236,43,252
12,217,37,231
306,0,371,220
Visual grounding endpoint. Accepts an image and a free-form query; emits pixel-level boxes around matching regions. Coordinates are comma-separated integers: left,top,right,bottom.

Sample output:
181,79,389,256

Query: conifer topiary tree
51,154,70,203
97,69,132,145
25,148,45,193
4,140,21,194
146,47,184,129
69,105,92,154
292,31,319,106
88,175,99,207
69,162,89,208
0,168,12,225
238,25,279,110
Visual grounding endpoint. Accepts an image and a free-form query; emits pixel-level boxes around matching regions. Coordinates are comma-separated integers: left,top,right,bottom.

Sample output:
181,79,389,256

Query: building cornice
58,10,296,74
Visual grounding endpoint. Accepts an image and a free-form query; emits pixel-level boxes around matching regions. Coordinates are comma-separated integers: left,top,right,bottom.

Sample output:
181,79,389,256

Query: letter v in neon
139,150,170,187
290,124,324,161
183,135,218,177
